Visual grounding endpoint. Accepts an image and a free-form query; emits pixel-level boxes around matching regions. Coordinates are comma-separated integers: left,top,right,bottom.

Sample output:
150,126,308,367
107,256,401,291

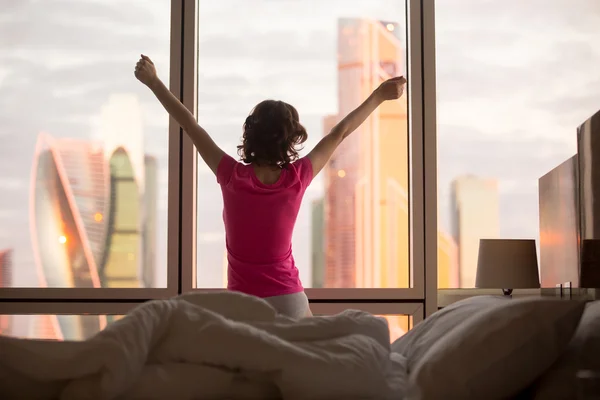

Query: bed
0,292,598,399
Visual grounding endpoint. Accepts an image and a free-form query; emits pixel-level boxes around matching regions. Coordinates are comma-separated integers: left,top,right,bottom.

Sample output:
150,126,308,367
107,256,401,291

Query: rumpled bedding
0,291,407,399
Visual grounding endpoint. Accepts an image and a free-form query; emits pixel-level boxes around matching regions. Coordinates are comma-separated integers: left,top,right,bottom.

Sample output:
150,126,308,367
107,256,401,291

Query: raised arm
134,55,225,175
307,76,406,177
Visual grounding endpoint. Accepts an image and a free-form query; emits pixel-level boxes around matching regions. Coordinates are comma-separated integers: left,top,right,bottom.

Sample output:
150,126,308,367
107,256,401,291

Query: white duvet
0,291,407,399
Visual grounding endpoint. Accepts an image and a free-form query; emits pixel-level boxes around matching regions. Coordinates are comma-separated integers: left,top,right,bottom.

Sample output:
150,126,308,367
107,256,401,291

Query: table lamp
475,239,540,296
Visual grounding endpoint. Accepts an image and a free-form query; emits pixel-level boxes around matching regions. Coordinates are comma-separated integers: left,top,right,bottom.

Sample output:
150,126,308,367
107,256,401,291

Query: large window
434,0,600,288
1,0,436,327
0,0,171,292
195,0,415,292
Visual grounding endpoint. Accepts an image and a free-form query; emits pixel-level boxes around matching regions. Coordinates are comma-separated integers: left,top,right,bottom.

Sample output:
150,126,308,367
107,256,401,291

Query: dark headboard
577,109,600,241
539,155,580,287
539,109,600,288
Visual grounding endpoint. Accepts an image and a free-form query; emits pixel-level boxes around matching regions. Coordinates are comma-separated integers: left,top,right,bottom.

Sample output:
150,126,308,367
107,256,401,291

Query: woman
135,54,406,319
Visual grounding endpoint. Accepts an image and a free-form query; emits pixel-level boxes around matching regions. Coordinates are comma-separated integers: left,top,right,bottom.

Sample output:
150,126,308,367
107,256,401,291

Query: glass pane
435,0,600,288
0,1,171,288
384,315,412,342
3,312,409,343
196,1,409,290
312,314,411,343
1,314,124,341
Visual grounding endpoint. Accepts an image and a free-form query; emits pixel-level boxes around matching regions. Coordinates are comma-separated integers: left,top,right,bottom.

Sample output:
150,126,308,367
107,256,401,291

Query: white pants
263,291,312,319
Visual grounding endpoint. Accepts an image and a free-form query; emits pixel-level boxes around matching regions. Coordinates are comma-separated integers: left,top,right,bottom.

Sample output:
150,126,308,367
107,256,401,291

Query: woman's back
217,154,313,297
134,54,406,313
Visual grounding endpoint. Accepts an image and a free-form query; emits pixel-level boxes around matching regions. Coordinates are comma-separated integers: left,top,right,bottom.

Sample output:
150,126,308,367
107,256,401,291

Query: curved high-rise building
30,133,108,289
100,94,145,194
142,155,158,288
100,147,141,288
324,19,408,289
30,133,109,339
29,94,153,338
98,94,146,290
0,249,13,334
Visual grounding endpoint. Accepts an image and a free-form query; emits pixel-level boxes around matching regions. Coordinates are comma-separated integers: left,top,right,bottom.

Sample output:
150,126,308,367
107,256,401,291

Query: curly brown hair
237,100,308,168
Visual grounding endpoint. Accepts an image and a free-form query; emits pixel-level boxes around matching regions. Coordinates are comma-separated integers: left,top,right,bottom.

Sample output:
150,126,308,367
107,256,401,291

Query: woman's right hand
375,76,407,101
134,54,158,87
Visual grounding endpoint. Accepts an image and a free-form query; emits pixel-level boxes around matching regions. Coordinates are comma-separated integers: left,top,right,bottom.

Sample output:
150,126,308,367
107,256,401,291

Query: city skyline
311,18,461,293
194,2,410,289
0,94,161,340
451,176,500,288
310,18,458,338
0,249,12,334
2,0,599,339
0,1,172,302
26,127,158,339
322,18,409,289
0,10,504,307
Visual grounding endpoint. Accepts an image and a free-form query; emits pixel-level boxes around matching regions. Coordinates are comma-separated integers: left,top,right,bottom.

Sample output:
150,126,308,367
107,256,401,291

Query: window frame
0,0,187,301
422,0,438,317
0,0,438,319
187,0,437,310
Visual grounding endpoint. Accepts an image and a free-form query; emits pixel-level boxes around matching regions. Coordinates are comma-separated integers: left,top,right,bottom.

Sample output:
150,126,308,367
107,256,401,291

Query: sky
1,0,600,291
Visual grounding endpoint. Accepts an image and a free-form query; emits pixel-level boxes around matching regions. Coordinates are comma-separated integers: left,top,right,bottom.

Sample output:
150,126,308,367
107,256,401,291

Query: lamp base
502,288,513,296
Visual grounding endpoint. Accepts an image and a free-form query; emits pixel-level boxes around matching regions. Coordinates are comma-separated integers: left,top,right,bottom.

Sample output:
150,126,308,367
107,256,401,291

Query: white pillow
406,298,586,400
392,295,508,372
532,300,600,399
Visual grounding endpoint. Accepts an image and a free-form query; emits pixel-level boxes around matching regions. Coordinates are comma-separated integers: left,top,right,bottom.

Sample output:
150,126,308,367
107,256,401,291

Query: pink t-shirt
216,154,313,298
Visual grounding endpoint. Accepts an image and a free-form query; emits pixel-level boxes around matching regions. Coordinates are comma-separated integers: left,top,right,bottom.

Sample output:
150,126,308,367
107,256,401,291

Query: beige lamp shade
476,239,540,289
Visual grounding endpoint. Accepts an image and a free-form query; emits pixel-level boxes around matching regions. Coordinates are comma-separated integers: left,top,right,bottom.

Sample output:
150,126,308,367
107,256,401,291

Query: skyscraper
324,18,408,289
100,94,146,193
0,248,12,288
222,249,228,288
311,198,325,288
30,133,107,339
30,133,107,290
29,129,156,338
101,148,141,288
99,94,146,289
142,155,158,288
438,231,459,288
451,176,500,288
0,249,13,334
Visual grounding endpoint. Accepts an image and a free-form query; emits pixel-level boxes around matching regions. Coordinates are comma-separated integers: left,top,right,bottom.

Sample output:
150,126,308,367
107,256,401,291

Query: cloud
196,68,337,119
534,77,600,125
0,0,174,286
0,178,26,191
198,231,225,243
436,125,576,238
435,0,600,141
199,30,334,64
197,162,213,176
434,0,600,243
0,209,27,220
3,0,600,288
0,1,168,53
